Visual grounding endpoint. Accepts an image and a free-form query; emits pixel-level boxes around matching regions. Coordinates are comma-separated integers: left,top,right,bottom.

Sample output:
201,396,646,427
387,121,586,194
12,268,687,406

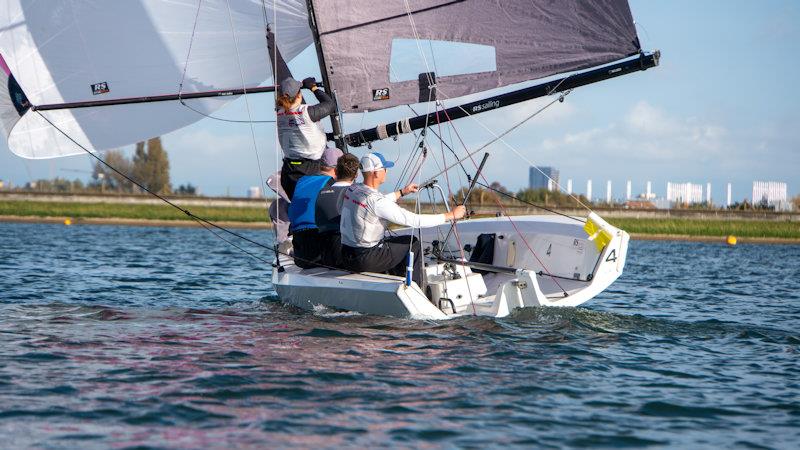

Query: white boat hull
272,214,628,319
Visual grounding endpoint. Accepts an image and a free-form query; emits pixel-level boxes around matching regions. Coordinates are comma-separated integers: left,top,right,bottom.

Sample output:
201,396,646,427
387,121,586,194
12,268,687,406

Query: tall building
667,182,703,205
586,179,592,201
626,180,632,200
529,166,559,191
753,181,789,210
566,179,573,195
606,180,612,203
706,182,712,205
726,183,732,207
645,181,654,199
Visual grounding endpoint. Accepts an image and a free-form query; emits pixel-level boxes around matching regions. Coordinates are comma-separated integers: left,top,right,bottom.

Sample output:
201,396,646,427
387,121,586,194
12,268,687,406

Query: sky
0,0,798,203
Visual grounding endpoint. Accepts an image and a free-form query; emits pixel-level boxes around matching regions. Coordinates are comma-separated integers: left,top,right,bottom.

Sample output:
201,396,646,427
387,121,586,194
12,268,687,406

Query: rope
434,84,593,212
35,111,274,265
437,106,569,296
475,181,586,223
38,110,416,284
433,101,476,314
223,0,270,222
177,0,274,124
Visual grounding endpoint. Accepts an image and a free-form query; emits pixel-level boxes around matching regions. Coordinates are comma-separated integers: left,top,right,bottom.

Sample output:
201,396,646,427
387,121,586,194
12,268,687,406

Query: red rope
438,106,569,296
434,104,477,315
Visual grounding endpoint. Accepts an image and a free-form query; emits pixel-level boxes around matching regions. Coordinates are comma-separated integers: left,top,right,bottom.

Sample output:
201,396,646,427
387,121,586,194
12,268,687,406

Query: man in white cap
339,152,466,286
287,146,343,268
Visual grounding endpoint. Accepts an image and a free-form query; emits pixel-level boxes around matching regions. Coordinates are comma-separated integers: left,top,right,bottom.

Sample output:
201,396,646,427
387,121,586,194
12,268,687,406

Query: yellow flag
584,217,612,252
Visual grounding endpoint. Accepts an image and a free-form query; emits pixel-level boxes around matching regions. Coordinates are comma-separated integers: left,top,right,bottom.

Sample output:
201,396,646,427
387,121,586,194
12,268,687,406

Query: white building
586,179,592,201
752,181,789,210
606,180,612,203
644,181,655,200
726,183,732,207
626,180,632,200
667,182,704,205
566,179,572,195
247,186,263,199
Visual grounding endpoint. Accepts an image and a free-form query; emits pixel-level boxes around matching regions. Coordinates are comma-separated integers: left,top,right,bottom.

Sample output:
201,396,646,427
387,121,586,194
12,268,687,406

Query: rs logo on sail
472,100,499,113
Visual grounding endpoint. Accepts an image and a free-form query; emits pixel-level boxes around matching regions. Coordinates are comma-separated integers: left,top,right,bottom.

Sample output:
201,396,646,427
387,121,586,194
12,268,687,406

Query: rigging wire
417,115,583,222
474,180,586,223
38,110,411,284
437,105,569,296
434,83,593,212
177,0,275,124
35,111,274,266
399,4,477,312
224,0,271,223
267,0,283,248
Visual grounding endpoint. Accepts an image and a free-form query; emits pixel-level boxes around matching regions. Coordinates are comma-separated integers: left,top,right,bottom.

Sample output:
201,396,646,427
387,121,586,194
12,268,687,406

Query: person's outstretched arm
303,78,336,122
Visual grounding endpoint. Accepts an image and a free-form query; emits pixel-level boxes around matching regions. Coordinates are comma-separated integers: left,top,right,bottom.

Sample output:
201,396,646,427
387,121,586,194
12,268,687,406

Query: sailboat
0,1,658,319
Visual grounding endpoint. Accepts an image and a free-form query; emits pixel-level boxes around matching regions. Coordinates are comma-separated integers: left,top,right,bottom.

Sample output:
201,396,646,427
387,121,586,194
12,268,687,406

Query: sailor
276,76,336,199
287,147,343,268
339,152,466,286
314,153,360,268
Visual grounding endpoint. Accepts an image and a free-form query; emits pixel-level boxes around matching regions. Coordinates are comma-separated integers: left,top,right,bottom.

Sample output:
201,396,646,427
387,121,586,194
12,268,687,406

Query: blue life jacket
288,174,333,232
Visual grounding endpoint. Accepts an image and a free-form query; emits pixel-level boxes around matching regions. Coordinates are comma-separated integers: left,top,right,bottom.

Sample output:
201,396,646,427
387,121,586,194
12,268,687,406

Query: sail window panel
311,0,641,113
388,39,496,83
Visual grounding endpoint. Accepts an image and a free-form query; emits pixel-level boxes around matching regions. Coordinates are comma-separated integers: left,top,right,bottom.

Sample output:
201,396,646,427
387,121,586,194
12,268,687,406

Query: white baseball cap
360,152,395,172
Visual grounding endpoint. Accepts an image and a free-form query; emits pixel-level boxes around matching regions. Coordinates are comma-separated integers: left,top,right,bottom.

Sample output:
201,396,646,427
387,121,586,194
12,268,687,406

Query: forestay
310,0,641,113
0,0,313,159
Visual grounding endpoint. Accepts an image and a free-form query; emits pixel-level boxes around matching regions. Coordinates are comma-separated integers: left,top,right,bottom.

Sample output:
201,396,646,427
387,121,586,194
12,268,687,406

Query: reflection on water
0,223,799,448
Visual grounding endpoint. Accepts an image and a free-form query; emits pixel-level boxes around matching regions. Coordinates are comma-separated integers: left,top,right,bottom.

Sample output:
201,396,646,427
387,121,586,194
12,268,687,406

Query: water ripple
0,224,799,448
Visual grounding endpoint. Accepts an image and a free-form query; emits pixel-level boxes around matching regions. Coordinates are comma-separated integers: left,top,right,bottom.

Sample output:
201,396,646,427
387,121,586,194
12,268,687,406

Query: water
1,222,798,449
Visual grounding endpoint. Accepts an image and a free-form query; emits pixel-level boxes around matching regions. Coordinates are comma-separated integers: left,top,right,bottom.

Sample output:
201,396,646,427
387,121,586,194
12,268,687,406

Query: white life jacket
340,183,387,248
277,104,327,160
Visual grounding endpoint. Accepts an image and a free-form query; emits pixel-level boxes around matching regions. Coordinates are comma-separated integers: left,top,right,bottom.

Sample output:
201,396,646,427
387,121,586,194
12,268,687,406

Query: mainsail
309,0,642,113
0,0,312,159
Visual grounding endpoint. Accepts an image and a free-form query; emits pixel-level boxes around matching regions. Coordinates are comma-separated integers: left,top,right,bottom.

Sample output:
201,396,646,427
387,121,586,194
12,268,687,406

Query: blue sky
1,0,798,203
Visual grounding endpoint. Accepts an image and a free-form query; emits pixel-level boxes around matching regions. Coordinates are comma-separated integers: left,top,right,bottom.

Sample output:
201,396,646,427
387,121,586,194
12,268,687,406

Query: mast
342,51,660,147
305,0,345,151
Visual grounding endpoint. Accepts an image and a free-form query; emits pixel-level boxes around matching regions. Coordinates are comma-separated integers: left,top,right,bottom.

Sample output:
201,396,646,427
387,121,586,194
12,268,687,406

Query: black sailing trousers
341,236,423,287
281,157,321,200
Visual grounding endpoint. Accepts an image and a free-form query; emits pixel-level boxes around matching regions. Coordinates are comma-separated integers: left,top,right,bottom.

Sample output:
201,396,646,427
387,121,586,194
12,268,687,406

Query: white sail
0,0,313,159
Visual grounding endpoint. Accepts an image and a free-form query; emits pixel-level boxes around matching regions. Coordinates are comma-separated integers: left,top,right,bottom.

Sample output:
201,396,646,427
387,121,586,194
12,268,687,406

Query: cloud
537,101,730,166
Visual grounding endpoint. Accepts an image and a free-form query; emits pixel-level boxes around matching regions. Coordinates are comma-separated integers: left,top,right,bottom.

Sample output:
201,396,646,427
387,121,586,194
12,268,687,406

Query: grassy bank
0,200,269,223
608,218,799,239
1,200,798,239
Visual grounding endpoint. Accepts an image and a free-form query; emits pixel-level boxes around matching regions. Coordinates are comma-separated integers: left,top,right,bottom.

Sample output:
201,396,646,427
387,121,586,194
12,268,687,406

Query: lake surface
1,222,798,449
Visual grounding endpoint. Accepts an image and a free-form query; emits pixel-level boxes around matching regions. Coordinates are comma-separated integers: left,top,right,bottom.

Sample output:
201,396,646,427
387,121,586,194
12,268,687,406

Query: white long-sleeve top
340,183,446,248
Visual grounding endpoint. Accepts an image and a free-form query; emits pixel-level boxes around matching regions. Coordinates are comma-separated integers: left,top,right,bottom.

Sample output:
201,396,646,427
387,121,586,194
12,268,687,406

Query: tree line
92,137,172,194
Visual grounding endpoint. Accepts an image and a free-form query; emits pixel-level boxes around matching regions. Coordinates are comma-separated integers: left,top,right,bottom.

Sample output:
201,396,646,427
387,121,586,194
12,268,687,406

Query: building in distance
529,166,559,191
752,181,790,211
667,182,704,206
247,186,263,199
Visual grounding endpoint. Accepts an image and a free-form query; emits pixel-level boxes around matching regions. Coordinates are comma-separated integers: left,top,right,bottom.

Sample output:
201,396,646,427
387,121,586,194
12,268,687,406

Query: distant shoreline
1,215,798,244
0,215,271,229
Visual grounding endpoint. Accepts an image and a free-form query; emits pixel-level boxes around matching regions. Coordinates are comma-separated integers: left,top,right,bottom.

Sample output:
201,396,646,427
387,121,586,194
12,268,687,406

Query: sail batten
309,0,641,113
